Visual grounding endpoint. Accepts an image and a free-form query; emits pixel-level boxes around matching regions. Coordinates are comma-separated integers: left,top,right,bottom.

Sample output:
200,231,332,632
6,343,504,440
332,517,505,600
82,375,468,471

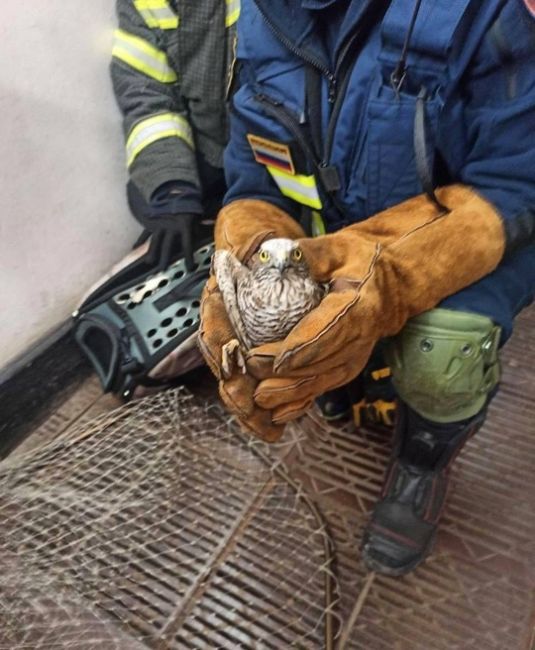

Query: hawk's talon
222,339,247,379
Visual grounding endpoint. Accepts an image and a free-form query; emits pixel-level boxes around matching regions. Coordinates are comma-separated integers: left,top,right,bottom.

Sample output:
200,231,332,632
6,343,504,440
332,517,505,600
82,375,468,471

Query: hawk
213,238,325,378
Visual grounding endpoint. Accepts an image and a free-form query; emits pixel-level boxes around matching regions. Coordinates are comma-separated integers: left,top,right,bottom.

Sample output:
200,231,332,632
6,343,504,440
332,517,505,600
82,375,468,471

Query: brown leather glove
198,199,306,441
248,185,506,423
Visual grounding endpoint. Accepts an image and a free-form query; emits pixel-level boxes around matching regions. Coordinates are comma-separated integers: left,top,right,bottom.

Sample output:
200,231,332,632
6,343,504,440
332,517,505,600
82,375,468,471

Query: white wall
0,1,139,369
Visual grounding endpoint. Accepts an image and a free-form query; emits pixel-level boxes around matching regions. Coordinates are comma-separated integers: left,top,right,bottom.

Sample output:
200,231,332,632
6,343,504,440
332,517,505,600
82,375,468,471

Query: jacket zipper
253,4,362,176
323,32,364,166
323,0,390,164
253,3,337,103
253,1,385,209
255,94,321,166
255,93,348,215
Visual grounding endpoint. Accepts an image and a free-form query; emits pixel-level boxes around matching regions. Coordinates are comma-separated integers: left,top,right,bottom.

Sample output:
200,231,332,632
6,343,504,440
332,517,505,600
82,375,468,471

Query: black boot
316,385,353,421
317,344,397,425
361,402,486,576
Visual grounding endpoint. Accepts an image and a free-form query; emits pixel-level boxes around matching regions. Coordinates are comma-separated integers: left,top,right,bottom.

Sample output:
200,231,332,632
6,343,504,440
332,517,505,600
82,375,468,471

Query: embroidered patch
247,134,295,175
523,0,535,17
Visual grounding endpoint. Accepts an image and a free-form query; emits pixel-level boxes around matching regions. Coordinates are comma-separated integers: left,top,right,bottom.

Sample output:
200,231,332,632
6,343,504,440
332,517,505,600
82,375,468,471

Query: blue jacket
224,0,535,253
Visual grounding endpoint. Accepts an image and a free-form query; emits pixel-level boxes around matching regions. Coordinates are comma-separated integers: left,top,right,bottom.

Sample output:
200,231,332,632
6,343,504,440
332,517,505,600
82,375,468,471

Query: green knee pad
386,309,501,423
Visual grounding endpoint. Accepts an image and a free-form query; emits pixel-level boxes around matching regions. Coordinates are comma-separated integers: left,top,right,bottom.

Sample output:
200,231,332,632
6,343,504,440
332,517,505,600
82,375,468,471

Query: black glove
128,181,202,271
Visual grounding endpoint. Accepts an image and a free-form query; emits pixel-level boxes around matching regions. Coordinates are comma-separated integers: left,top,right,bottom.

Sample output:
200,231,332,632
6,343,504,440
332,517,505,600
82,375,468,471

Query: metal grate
0,390,338,649
278,306,535,649
2,305,534,649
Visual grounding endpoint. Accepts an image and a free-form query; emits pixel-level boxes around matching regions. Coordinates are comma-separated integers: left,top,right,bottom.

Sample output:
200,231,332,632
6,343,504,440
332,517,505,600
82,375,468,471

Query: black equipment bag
72,230,214,399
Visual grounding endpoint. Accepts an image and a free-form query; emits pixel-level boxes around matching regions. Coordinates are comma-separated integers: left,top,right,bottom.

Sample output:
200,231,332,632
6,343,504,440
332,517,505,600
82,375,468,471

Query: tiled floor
2,305,534,649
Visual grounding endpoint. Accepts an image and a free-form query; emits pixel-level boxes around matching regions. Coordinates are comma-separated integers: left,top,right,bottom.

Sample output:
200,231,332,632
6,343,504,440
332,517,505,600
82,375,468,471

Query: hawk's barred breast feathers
213,238,325,350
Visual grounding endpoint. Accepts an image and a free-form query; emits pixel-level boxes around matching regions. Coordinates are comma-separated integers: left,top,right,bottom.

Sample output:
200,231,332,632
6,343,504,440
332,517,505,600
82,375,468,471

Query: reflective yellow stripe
267,167,323,209
112,29,177,83
225,34,238,100
134,0,179,29
225,0,240,26
126,113,194,167
371,367,392,381
352,398,396,428
353,399,366,427
311,210,326,236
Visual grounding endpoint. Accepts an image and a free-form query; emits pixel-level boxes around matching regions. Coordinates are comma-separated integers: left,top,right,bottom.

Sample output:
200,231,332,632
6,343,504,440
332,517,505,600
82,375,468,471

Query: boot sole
362,531,437,577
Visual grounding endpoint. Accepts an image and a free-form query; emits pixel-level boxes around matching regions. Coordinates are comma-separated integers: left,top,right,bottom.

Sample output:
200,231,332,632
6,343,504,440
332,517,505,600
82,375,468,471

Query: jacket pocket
365,86,442,215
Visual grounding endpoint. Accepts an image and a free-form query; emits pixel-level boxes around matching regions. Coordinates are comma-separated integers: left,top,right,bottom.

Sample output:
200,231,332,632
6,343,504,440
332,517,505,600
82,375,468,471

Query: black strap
305,65,342,194
389,0,450,214
305,65,324,163
390,0,424,94
414,88,450,214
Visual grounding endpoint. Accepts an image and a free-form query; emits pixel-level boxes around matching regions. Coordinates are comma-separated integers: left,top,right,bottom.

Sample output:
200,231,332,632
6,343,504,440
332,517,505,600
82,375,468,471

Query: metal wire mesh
3,305,534,649
0,388,339,649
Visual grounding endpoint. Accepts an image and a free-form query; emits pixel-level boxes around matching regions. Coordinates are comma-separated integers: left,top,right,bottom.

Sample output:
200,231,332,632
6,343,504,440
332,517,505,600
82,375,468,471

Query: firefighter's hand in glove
147,211,197,271
249,186,506,421
198,199,306,442
128,180,202,271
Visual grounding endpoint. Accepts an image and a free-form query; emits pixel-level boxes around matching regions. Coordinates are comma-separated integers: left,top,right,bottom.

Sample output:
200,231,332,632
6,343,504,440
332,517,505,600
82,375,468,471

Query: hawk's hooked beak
273,251,290,270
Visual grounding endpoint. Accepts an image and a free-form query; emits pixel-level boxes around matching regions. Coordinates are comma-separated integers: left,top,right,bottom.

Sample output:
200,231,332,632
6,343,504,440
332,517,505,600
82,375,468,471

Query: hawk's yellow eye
291,248,303,261
259,250,270,263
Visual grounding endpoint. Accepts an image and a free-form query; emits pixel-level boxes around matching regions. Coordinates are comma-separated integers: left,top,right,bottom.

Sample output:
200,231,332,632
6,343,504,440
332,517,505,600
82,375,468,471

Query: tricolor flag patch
247,134,295,175
524,0,535,17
